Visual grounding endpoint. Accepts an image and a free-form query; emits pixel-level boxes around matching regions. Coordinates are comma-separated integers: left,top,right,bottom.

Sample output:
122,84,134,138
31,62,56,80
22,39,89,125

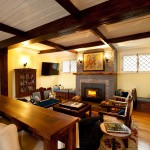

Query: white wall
117,47,150,98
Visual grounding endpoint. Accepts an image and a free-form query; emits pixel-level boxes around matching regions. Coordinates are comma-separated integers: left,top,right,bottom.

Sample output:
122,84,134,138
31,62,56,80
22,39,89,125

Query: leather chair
77,115,104,150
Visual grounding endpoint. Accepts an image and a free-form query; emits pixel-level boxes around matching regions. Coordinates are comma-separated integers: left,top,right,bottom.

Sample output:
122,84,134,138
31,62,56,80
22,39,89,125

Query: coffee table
100,123,131,150
53,101,92,117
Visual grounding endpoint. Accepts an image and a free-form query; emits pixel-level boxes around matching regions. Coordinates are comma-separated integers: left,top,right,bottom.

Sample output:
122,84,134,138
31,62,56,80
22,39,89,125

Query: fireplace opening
86,88,99,98
81,83,105,103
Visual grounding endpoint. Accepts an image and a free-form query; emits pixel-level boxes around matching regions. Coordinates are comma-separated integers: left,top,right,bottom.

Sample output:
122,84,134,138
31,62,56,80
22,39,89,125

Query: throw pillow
33,96,40,102
118,109,125,115
49,92,54,99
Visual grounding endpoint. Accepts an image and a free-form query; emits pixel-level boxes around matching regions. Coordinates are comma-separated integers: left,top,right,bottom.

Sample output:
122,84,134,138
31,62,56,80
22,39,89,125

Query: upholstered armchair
0,123,65,150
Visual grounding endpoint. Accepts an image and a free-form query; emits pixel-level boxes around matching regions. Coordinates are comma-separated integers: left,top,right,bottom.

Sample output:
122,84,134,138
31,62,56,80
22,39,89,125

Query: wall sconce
104,53,110,62
21,56,29,68
78,57,83,64
23,63,27,67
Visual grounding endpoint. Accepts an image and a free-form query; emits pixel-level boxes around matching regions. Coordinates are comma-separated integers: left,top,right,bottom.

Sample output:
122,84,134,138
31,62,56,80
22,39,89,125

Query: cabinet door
15,69,36,98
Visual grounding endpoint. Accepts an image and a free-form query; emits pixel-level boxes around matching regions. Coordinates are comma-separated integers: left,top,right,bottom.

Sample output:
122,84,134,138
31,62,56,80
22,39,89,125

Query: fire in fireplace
86,88,99,98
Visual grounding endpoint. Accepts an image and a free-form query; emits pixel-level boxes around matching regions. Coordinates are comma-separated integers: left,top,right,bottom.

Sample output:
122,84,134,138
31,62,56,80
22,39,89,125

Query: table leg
112,138,116,150
89,106,92,116
43,137,57,150
65,123,76,150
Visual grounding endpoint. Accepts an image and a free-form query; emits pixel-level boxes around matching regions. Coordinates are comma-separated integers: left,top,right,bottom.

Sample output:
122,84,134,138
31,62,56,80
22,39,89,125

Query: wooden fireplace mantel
73,72,117,75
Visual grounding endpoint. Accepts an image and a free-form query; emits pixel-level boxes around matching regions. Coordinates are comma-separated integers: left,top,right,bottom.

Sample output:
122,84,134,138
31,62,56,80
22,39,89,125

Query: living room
0,1,150,150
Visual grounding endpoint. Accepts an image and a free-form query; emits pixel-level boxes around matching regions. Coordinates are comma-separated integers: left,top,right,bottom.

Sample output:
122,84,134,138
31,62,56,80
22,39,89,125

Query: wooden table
100,123,131,150
53,102,92,118
0,95,78,150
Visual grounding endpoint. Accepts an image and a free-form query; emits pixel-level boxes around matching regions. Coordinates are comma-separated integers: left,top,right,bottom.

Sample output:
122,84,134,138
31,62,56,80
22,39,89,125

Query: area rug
98,121,138,150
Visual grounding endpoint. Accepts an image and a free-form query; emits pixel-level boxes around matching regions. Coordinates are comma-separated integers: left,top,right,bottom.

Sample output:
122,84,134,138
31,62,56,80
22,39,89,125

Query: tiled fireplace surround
75,49,117,110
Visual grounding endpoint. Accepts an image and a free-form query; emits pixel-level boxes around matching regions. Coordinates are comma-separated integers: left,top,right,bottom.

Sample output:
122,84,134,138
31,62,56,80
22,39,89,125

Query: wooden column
0,47,8,96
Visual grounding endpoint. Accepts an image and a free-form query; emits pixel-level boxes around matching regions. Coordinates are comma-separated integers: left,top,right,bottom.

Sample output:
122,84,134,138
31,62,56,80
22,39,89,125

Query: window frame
62,59,77,73
121,53,150,73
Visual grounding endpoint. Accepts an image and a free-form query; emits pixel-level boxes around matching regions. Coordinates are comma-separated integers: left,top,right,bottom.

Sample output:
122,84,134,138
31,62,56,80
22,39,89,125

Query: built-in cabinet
15,68,36,98
55,90,76,100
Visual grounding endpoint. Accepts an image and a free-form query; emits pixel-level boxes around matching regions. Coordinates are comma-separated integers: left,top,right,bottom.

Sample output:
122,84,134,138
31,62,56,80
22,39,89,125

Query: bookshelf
15,68,36,98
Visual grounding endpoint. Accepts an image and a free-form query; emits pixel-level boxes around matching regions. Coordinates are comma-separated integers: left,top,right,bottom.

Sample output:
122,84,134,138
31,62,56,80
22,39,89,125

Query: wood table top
0,95,78,140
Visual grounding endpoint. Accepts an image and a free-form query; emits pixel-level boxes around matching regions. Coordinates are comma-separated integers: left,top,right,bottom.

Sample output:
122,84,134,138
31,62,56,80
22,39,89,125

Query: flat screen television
41,62,59,76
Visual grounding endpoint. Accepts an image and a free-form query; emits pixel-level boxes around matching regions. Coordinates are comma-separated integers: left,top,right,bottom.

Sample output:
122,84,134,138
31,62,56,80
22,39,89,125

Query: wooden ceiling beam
65,41,104,50
91,28,117,50
0,0,149,49
39,41,66,50
0,23,26,37
107,31,150,43
55,0,81,18
39,49,64,54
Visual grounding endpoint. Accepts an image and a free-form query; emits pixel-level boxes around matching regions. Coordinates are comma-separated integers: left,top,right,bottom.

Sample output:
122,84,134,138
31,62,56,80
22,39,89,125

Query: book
104,123,129,134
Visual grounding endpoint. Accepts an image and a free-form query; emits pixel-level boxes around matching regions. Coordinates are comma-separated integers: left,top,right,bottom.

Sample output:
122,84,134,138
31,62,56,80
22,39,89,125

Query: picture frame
83,51,104,71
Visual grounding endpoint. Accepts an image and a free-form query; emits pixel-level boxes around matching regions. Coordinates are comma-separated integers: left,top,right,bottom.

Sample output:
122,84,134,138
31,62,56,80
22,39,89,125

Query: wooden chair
98,95,133,148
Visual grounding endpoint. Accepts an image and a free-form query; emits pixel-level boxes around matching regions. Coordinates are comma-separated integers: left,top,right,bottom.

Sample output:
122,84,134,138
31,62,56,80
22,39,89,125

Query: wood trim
0,48,8,96
73,72,117,75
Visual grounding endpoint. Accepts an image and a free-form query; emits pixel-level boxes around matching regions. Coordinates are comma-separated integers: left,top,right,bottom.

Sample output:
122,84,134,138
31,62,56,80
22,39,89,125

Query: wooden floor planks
132,111,150,150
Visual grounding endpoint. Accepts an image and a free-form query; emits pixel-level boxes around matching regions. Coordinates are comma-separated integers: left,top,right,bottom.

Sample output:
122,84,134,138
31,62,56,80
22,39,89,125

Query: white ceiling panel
98,15,150,39
22,43,54,51
49,30,99,46
0,0,69,31
71,0,108,10
0,31,14,41
114,38,150,50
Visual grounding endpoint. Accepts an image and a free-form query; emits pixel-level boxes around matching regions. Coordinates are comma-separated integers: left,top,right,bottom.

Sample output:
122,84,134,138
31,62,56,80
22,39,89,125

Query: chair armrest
98,111,125,119
79,115,103,128
113,96,127,101
108,99,127,104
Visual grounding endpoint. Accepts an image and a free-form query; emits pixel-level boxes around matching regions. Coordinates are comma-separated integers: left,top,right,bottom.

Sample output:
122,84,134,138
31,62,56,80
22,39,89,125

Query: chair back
31,91,41,100
43,90,51,99
124,94,134,128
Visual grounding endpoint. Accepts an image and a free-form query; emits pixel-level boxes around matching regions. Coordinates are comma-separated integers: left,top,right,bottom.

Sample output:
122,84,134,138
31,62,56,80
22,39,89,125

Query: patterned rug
98,121,138,150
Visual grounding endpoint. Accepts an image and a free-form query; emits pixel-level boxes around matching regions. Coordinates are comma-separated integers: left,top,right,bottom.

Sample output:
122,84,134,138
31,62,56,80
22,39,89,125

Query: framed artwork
83,51,104,71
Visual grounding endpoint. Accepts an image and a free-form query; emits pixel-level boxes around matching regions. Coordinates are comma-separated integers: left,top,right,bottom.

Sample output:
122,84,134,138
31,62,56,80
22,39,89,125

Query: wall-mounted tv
41,62,59,76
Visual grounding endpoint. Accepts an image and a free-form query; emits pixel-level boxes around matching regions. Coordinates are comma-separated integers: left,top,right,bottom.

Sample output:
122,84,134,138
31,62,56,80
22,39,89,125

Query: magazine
104,123,129,134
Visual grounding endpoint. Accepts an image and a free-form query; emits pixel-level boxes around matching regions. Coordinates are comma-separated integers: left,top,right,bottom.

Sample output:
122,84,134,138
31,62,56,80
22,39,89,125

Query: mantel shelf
73,72,117,75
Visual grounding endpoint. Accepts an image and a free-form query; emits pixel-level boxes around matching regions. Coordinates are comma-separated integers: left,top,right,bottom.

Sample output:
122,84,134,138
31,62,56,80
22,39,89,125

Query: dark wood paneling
0,48,8,96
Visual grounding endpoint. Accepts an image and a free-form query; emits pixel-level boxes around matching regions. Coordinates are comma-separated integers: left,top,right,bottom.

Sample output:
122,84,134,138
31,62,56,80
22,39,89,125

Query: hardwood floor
132,111,150,150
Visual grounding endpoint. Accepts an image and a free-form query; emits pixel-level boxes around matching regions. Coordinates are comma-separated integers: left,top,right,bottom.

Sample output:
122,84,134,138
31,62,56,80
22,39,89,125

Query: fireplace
81,83,105,103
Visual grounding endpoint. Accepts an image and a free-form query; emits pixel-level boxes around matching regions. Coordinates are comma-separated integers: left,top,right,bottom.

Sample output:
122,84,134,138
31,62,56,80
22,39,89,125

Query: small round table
100,123,131,150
